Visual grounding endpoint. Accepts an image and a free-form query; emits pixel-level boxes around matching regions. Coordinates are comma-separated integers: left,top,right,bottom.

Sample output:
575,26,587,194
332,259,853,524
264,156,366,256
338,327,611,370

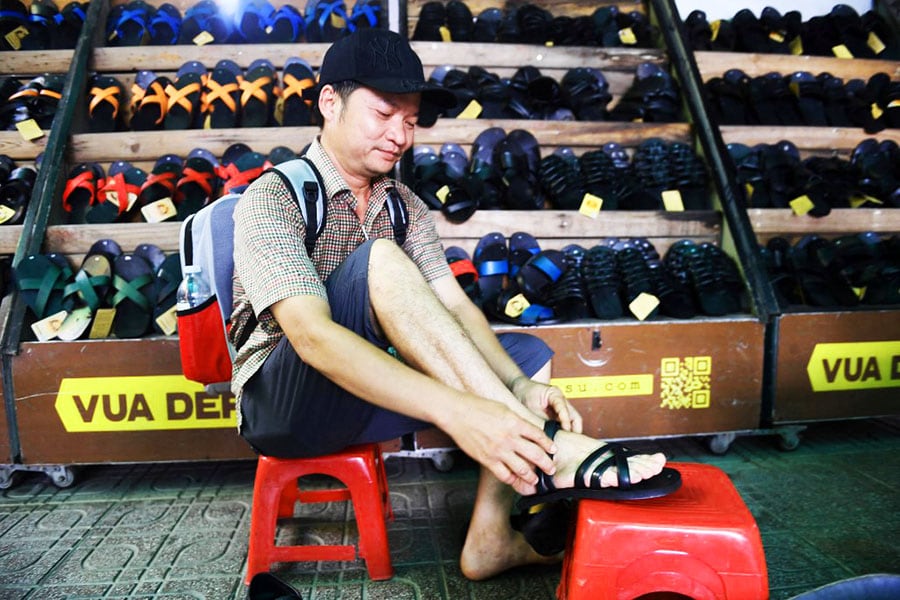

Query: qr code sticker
659,356,711,410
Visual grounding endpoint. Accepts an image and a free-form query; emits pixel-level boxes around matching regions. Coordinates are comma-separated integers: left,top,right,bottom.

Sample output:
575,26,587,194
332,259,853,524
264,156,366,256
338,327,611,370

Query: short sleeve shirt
230,138,451,398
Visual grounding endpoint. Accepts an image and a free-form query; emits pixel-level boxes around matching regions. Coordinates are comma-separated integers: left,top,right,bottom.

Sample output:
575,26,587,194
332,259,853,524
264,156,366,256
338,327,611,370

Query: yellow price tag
867,32,886,55
439,25,451,42
31,310,68,341
628,292,659,321
579,193,603,218
871,102,884,120
330,13,346,28
193,30,214,45
831,44,853,58
710,20,721,42
789,36,803,55
768,30,785,43
435,185,450,205
852,286,866,300
618,27,637,45
849,194,882,209
457,99,482,119
790,194,814,215
15,118,43,141
0,205,16,224
5,25,29,50
89,308,116,339
155,305,178,336
744,182,754,200
504,293,530,318
141,198,177,223
662,189,684,211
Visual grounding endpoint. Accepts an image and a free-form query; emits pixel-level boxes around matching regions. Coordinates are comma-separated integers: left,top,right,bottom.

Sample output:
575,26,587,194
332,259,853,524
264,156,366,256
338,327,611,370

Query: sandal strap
165,80,202,114
133,79,168,126
203,78,239,113
62,170,99,211
281,73,314,105
64,269,109,311
177,167,214,198
112,272,153,311
534,420,562,494
19,261,72,318
98,172,139,214
218,162,264,193
575,442,633,490
89,84,121,119
239,75,272,108
141,170,178,195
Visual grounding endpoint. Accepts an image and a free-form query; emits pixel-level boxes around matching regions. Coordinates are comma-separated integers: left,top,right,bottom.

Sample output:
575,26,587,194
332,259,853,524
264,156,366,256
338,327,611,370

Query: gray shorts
240,239,554,458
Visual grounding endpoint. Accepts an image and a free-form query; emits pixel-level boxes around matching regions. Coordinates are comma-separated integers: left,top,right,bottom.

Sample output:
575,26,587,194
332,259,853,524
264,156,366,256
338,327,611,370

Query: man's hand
442,394,557,496
512,378,583,434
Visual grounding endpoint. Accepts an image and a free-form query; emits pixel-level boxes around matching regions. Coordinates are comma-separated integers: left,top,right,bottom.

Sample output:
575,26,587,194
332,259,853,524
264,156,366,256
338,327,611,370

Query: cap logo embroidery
368,37,401,72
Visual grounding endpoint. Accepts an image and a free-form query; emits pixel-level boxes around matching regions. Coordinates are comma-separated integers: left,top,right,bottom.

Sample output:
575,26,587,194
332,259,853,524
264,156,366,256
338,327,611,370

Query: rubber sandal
494,129,543,210
546,244,592,321
164,61,206,130
87,160,147,223
217,142,268,194
790,71,828,126
348,0,380,31
247,573,303,600
111,253,157,338
24,0,57,50
508,231,540,278
202,59,242,129
134,242,166,272
516,420,682,511
59,251,113,339
179,0,232,44
583,244,624,318
277,57,315,126
13,252,75,320
305,0,349,42
234,0,275,43
0,165,35,225
129,70,170,130
561,67,611,121
468,127,506,208
240,58,277,128
472,7,501,42
473,232,508,304
138,154,182,217
87,238,124,263
510,498,573,556
153,253,182,334
147,2,181,45
176,147,219,219
87,74,125,133
267,145,298,165
266,4,304,42
53,0,87,49
515,249,567,305
539,150,585,210
62,163,104,224
0,0,29,51
445,246,479,303
106,0,153,46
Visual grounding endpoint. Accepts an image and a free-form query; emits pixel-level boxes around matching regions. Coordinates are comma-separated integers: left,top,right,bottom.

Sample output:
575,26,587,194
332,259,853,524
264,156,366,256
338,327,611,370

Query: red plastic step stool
245,443,394,584
558,462,768,600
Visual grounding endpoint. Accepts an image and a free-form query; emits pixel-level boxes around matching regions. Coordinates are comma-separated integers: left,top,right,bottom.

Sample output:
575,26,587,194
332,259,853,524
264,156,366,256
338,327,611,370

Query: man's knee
368,238,424,285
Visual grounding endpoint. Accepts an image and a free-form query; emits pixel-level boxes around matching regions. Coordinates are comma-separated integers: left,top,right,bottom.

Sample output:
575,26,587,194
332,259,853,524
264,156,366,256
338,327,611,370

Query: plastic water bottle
176,265,211,310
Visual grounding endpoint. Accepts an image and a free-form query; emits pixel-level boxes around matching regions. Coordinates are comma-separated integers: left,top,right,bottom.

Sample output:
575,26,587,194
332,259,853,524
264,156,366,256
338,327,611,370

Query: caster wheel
707,433,736,455
50,467,76,488
778,431,801,452
431,453,454,472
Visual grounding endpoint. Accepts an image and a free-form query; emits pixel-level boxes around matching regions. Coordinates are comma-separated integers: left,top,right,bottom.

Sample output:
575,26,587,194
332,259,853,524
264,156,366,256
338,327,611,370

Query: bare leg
366,241,664,577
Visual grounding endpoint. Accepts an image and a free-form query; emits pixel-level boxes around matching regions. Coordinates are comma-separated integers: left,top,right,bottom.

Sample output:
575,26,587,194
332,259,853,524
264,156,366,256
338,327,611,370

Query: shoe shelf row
0,0,895,477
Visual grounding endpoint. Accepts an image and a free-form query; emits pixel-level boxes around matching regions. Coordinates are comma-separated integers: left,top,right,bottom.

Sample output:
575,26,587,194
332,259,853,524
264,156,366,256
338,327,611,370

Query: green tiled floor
0,417,898,599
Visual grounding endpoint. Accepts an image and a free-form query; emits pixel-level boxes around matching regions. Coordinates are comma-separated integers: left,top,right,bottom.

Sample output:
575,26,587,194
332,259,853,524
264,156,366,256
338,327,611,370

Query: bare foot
460,515,560,580
549,430,667,489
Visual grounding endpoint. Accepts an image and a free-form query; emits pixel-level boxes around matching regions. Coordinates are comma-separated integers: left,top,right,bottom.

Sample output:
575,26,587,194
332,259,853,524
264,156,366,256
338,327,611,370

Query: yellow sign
806,341,900,392
551,375,653,399
55,375,236,432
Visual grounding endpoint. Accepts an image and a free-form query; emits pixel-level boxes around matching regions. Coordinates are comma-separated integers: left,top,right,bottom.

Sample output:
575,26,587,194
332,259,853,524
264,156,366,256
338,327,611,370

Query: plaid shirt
230,138,451,403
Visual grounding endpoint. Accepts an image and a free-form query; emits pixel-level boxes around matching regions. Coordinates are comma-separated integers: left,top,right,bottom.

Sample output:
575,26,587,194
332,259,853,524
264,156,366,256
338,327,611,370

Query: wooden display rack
1,0,776,473
694,49,900,424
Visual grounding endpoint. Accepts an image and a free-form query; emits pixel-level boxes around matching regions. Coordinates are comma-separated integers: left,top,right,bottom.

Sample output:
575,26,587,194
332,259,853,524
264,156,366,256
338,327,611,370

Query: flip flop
508,231,540,278
517,421,683,511
179,0,232,44
445,246,479,303
348,0,380,30
217,143,268,194
129,70,170,130
111,253,157,338
54,1,87,49
202,59,242,129
106,0,153,46
265,4,304,42
134,242,166,273
240,59,277,128
267,145,298,165
139,154,182,216
0,165,35,225
473,232,508,304
234,0,275,42
515,249,567,304
87,74,125,133
13,252,74,320
304,0,349,42
62,163,104,224
164,61,206,130
147,2,181,45
153,253,182,334
62,250,113,326
277,57,315,126
87,160,147,223
0,0,29,51
176,147,219,219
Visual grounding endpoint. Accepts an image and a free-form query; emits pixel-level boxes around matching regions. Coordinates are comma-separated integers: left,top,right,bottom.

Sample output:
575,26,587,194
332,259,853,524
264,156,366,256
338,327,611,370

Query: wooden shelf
719,126,900,158
749,208,900,243
0,50,75,75
0,226,23,255
694,51,900,81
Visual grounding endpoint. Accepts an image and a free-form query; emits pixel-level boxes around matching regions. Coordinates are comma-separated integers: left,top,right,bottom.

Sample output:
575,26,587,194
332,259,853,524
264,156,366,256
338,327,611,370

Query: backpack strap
269,156,328,256
385,187,408,247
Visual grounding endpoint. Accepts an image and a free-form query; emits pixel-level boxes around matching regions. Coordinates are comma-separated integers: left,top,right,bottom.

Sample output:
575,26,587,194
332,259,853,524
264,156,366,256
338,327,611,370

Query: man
231,28,675,580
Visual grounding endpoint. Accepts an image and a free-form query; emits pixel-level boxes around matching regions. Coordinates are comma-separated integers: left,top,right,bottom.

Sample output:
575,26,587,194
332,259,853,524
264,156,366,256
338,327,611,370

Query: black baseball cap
306,29,456,127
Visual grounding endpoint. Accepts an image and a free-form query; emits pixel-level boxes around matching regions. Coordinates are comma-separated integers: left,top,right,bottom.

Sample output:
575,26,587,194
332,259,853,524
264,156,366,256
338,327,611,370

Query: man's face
323,85,421,178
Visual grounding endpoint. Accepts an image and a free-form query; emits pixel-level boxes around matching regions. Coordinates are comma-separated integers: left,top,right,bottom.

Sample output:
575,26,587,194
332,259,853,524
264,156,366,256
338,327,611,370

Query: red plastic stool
558,462,768,600
245,443,394,584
